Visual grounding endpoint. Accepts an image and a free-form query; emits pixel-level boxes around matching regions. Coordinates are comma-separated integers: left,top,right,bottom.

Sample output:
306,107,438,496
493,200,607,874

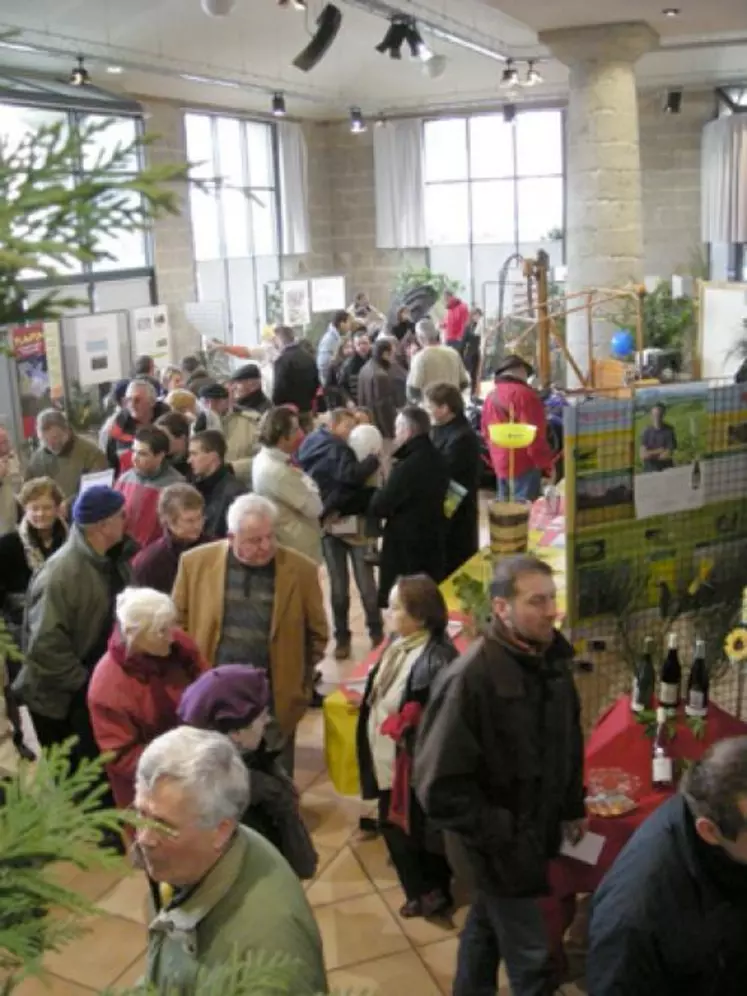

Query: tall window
423,110,565,308
185,113,279,346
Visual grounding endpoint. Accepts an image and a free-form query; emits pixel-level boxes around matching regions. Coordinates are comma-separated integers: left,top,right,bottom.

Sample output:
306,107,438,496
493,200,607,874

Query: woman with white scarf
0,477,67,657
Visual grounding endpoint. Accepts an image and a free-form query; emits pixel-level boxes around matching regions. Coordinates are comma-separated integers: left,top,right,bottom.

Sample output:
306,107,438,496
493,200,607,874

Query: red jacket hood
107,626,203,683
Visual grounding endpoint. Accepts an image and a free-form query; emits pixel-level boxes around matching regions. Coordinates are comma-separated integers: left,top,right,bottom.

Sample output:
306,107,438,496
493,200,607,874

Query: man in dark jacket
298,409,383,659
107,379,170,477
425,382,481,577
188,430,245,539
588,736,747,996
339,330,372,406
230,363,272,415
272,325,320,429
369,406,449,607
414,554,585,996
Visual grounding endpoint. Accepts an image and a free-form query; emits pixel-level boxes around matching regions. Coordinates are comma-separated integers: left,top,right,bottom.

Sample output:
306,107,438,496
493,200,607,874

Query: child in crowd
177,664,318,880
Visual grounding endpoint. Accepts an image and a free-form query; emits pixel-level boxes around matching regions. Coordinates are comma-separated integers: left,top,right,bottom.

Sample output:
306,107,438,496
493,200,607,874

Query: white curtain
701,116,747,244
278,121,311,256
374,119,426,249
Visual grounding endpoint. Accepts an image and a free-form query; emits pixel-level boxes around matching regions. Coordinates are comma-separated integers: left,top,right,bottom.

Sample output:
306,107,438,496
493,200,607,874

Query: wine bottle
685,639,709,718
652,707,674,790
659,631,681,714
691,458,702,490
631,637,655,713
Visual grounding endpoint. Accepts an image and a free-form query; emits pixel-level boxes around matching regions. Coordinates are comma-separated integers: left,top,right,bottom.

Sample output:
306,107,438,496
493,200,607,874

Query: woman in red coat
88,586,206,809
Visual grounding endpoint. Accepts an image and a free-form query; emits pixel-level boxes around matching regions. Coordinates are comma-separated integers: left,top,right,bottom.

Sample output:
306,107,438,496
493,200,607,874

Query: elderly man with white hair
172,493,328,775
88,586,206,810
406,318,469,403
106,378,169,476
136,726,327,993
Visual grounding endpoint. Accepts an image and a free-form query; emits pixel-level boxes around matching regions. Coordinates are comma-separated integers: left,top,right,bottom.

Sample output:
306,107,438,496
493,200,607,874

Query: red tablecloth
541,695,747,973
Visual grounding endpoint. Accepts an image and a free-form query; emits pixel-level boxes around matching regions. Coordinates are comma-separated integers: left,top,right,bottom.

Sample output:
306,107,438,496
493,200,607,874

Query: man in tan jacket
172,493,328,775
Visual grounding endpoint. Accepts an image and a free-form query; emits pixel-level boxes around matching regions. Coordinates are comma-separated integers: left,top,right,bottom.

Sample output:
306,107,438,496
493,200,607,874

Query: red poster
11,324,53,439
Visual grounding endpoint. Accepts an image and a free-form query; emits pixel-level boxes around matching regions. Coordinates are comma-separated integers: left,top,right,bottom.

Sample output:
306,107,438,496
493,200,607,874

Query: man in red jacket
442,291,470,351
482,355,554,502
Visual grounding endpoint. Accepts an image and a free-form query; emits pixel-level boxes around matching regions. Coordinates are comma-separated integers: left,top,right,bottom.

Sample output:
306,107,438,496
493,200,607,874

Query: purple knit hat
178,665,270,733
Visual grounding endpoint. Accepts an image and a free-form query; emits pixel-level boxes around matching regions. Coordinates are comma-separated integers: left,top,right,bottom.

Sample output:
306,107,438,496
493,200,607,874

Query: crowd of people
0,289,744,995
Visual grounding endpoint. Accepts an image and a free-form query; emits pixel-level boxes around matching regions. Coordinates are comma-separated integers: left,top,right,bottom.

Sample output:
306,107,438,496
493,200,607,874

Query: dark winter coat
131,530,210,594
0,520,67,640
338,352,369,406
414,623,585,898
588,794,747,996
235,389,272,415
357,634,458,800
298,426,378,518
193,465,246,539
369,434,449,606
357,359,403,440
272,343,320,414
430,414,481,576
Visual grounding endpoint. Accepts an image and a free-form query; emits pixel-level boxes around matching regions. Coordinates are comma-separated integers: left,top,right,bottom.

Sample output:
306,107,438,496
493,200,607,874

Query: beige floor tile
97,871,150,924
111,954,147,989
314,893,410,971
306,846,375,907
301,788,361,850
329,950,443,996
380,887,464,947
295,709,325,749
418,937,461,996
350,835,400,891
45,914,148,989
12,975,95,996
47,863,126,904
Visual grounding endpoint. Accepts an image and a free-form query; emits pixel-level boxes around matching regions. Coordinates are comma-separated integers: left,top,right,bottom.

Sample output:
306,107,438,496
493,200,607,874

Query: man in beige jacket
171,493,328,775
407,319,469,402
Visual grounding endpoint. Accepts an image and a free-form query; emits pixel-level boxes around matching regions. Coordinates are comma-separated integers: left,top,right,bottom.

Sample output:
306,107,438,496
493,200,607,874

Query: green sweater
146,826,328,994
25,432,108,499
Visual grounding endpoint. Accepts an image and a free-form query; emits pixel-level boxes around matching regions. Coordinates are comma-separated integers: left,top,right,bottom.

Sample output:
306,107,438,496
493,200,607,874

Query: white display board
71,312,124,387
132,304,171,364
310,276,346,313
282,280,311,327
699,281,747,380
185,301,229,344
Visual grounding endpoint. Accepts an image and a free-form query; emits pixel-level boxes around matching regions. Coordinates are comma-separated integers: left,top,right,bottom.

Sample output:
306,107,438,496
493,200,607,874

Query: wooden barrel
489,501,530,557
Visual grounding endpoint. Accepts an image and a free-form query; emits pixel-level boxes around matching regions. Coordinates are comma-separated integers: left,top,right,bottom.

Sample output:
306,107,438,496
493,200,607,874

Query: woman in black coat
425,383,481,577
357,574,456,918
369,406,450,607
0,477,67,657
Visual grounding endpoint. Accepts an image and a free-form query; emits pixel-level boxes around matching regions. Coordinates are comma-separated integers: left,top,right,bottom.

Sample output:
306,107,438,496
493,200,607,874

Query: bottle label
631,679,644,712
659,682,679,706
653,756,673,784
685,692,706,717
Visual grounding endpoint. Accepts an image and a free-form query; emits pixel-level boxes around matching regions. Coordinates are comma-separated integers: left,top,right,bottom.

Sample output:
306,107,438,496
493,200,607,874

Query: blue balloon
611,329,635,358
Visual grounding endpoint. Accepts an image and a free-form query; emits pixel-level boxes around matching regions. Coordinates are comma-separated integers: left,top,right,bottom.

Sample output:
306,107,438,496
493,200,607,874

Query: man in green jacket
25,409,109,502
136,727,328,995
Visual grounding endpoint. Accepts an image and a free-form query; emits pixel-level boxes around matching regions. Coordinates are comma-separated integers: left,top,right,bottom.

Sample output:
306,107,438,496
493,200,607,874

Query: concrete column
540,23,659,380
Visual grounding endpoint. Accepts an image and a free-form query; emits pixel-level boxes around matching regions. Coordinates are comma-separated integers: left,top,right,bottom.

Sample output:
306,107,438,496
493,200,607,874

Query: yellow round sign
488,423,538,449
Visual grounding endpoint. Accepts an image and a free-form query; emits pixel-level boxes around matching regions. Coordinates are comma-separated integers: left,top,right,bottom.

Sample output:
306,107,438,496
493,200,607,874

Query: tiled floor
17,554,586,996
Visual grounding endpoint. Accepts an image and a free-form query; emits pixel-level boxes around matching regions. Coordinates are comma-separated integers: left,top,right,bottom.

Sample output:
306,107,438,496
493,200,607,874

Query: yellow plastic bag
323,690,361,797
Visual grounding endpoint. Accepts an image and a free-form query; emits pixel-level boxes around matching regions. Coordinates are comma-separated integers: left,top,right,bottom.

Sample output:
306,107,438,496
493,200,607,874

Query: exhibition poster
132,305,171,364
73,313,123,387
281,280,311,327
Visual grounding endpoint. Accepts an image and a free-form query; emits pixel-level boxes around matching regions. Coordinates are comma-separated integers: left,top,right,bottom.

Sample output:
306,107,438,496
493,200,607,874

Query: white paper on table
78,469,115,495
559,831,605,866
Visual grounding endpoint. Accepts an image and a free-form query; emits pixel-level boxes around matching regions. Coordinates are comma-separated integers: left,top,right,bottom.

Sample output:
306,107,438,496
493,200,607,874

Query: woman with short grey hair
135,726,328,995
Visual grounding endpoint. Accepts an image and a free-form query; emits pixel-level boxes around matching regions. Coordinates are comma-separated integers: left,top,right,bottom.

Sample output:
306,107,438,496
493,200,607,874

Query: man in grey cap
16,485,134,766
230,363,271,415
195,383,260,487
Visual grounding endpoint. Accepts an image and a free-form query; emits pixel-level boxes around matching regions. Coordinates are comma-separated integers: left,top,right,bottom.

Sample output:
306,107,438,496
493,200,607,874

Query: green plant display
393,265,463,299
0,118,190,330
612,280,696,353
453,569,492,632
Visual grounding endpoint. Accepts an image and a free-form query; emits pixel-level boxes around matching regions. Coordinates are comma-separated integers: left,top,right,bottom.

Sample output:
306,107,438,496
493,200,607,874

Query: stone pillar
540,23,659,381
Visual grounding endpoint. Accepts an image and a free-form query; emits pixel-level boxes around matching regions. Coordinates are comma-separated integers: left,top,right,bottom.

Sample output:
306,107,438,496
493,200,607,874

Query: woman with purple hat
178,664,317,879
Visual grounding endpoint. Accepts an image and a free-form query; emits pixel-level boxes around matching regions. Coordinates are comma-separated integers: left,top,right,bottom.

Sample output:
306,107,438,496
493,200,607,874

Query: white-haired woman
88,587,207,810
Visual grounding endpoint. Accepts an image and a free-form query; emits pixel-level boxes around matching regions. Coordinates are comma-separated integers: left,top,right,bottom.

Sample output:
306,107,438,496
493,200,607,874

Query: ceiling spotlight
503,103,517,124
376,18,409,59
201,0,236,15
272,92,287,117
664,89,682,113
662,7,680,16
350,107,367,134
500,60,518,88
422,54,447,80
69,55,90,87
525,61,542,86
292,0,307,7
405,23,429,60
106,65,123,75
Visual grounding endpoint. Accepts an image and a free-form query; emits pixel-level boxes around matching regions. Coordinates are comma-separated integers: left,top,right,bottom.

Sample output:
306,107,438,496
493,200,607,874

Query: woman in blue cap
177,664,317,879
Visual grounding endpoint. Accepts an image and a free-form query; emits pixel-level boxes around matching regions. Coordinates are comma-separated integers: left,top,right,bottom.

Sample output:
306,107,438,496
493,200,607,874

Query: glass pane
424,119,467,182
184,113,216,180
515,110,563,177
216,116,243,185
471,180,516,245
81,115,138,172
517,177,563,242
222,187,250,258
91,192,148,271
469,114,515,179
0,105,66,148
190,187,221,261
250,189,277,256
246,122,273,188
425,182,469,245
429,246,471,302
